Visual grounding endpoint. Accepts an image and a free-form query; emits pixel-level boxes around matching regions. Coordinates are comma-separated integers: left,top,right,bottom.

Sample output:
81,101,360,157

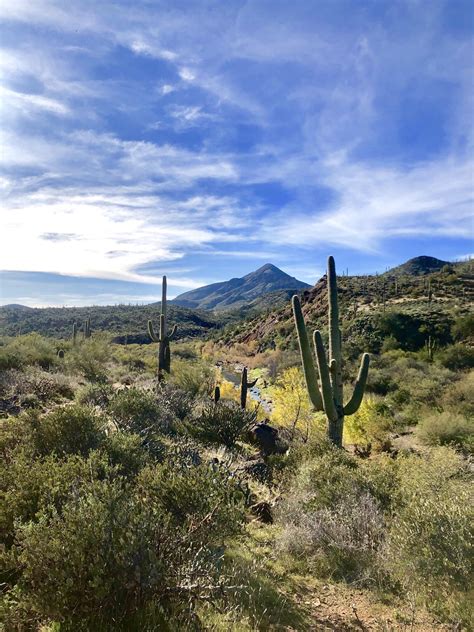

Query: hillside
385,255,450,276
217,258,473,351
0,303,221,342
172,263,310,311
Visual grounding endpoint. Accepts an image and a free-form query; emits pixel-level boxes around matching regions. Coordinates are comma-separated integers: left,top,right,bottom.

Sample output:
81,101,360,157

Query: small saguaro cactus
240,367,258,409
83,318,91,340
425,335,437,361
427,279,433,304
292,256,370,447
148,276,177,381
72,322,77,346
214,385,221,404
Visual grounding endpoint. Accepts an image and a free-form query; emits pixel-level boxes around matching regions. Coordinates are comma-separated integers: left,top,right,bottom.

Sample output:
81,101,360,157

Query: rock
250,422,288,457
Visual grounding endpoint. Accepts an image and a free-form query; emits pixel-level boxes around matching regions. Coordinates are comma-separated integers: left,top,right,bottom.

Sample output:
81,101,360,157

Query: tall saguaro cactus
240,367,257,409
292,256,370,447
148,276,177,381
72,322,77,346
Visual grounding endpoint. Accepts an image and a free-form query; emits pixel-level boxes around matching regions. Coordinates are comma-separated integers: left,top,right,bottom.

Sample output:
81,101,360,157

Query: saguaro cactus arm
292,295,323,410
313,331,337,421
148,320,159,342
343,353,370,415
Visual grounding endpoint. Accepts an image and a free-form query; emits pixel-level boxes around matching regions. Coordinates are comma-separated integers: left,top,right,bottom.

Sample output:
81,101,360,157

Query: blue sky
0,0,473,306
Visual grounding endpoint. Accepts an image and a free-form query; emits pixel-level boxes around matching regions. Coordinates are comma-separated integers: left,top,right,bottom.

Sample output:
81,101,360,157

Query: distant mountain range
171,263,311,311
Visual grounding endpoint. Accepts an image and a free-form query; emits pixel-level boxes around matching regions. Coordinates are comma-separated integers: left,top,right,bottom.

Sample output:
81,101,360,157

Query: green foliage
0,334,58,370
108,387,175,436
452,313,474,341
192,401,257,447
65,336,111,382
416,411,473,454
386,448,473,625
75,382,114,408
170,359,215,397
7,459,244,630
438,343,474,371
25,405,107,458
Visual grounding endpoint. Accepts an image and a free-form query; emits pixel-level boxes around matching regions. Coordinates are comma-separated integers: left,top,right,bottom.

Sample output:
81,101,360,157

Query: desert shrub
192,401,257,448
386,448,473,625
0,450,115,549
65,336,111,382
439,343,474,371
170,359,215,397
441,371,474,417
0,334,58,370
104,431,153,476
452,314,474,341
108,387,175,436
0,347,23,371
344,397,395,451
276,448,387,582
23,405,106,458
75,382,114,408
278,490,385,582
155,384,194,421
9,460,245,629
416,411,473,454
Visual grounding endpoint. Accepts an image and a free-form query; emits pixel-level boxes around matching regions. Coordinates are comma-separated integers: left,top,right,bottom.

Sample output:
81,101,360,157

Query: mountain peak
172,264,310,311
386,255,451,276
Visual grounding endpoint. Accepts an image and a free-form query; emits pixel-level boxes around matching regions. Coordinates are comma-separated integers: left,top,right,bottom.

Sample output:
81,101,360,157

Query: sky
0,0,473,307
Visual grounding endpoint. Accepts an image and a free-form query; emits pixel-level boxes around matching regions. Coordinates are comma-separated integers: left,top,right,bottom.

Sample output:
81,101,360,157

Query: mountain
385,256,450,277
2,304,33,310
172,264,311,311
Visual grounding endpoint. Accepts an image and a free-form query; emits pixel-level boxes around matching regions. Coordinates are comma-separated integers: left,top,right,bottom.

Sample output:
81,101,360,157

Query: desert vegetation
1,259,472,631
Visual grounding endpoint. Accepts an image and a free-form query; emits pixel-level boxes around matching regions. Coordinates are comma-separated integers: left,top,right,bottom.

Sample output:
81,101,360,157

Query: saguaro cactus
425,335,436,361
214,385,221,404
292,256,370,447
72,322,77,346
83,318,91,340
148,276,177,381
240,367,257,409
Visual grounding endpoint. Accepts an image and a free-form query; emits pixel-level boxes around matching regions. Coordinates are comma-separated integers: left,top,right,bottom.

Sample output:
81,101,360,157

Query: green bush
276,447,387,582
439,344,474,371
65,336,111,382
0,450,115,549
26,405,106,458
75,382,114,408
9,460,245,629
192,401,257,448
155,384,194,421
0,334,58,370
108,387,175,436
416,411,473,454
170,360,215,397
441,371,474,417
386,448,473,626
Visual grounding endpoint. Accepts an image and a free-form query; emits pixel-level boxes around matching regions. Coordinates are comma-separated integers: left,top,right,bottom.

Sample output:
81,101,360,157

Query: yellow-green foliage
343,396,393,448
269,367,325,437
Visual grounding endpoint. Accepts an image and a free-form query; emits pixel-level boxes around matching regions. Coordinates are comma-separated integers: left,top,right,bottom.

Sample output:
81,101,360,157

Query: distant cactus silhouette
72,322,77,346
148,276,177,381
240,367,257,409
83,318,91,340
292,256,370,447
